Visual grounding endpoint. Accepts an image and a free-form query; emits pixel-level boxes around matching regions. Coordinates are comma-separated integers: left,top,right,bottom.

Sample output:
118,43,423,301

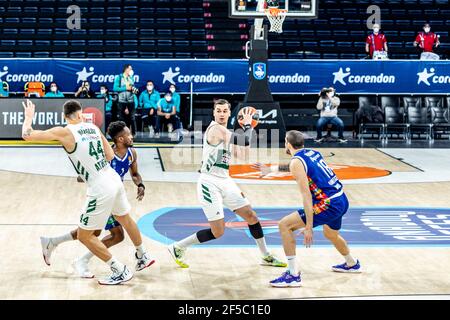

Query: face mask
424,27,430,33
129,70,134,77
373,28,379,33
51,86,57,92
329,91,335,97
147,86,153,91
100,89,106,95
166,97,172,102
170,87,175,93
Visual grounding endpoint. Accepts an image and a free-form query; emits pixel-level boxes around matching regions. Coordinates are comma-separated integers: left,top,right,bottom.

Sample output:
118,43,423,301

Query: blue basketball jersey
110,147,134,181
292,148,344,213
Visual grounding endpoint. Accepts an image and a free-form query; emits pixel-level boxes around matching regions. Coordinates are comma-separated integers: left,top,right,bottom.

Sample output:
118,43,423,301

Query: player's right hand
242,107,253,126
22,99,35,119
301,227,313,248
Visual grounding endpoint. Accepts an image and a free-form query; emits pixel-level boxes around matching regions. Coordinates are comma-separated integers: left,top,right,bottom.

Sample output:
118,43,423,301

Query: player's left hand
22,99,35,119
251,162,271,178
137,186,145,201
242,107,253,126
300,227,313,248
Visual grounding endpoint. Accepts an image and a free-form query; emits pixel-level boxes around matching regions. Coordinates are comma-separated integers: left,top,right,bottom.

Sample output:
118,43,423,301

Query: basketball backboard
229,0,318,19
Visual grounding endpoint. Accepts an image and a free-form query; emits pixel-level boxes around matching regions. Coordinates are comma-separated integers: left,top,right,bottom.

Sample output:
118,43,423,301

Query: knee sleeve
196,229,216,243
248,222,264,239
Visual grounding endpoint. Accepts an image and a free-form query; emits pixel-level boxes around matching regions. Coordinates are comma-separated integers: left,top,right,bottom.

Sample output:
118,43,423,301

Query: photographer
97,85,114,130
114,64,139,135
315,87,347,143
74,81,94,98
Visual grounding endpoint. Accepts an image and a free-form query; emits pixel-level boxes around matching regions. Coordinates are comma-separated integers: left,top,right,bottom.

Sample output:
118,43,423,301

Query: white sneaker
40,237,56,266
155,132,160,138
98,265,133,285
72,258,95,279
167,243,189,268
314,137,324,143
135,252,156,271
339,138,348,143
148,126,155,138
168,123,173,133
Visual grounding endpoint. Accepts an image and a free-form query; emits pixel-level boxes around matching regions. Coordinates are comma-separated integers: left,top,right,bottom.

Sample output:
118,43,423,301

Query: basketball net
265,7,287,33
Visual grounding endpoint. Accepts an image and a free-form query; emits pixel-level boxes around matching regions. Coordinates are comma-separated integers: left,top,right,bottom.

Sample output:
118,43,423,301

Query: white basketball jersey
65,122,114,186
200,121,232,178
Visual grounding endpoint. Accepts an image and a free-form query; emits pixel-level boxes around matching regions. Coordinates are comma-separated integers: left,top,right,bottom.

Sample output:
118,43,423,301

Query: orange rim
266,8,287,17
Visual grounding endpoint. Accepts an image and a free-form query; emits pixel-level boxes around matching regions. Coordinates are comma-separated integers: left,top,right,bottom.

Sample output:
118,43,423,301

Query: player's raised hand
251,162,271,178
22,99,35,119
242,107,253,126
300,227,313,248
137,186,145,201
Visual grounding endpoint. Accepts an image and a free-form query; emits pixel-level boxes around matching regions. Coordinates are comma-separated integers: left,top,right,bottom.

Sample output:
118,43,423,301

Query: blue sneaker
270,271,302,288
332,260,361,273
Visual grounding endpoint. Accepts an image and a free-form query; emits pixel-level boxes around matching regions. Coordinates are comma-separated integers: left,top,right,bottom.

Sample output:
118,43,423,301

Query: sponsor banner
0,98,105,138
138,207,450,247
0,59,449,94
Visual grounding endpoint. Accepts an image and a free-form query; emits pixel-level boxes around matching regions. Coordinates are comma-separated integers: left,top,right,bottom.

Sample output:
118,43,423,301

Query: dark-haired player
40,121,153,279
168,99,286,269
259,131,360,288
22,99,153,285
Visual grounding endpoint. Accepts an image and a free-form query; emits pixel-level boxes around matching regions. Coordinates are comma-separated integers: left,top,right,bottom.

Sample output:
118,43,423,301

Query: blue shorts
298,194,349,231
104,215,121,231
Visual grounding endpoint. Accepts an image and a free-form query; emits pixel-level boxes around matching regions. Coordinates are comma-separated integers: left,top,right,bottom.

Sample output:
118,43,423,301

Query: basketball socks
248,222,270,256
177,233,201,248
106,257,125,273
135,245,146,259
51,233,75,246
344,254,356,267
287,256,297,274
80,251,94,262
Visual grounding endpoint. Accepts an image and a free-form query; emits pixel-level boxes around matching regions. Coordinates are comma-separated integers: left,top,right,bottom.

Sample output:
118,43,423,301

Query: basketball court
1,142,450,299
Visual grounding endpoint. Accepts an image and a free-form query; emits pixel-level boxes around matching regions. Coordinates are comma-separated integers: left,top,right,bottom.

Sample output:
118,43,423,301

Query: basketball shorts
78,171,131,231
197,173,250,221
298,193,349,231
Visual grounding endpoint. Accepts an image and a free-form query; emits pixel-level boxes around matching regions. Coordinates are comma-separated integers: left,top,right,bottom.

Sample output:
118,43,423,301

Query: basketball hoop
265,7,288,33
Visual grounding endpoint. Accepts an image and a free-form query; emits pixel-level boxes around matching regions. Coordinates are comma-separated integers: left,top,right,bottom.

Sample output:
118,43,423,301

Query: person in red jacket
414,23,440,53
365,24,388,58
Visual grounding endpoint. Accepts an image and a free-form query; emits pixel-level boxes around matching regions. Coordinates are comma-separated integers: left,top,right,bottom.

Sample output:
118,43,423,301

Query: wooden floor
1,147,450,300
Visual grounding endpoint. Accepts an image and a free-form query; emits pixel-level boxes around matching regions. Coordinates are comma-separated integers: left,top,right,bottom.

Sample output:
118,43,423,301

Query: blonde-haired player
168,99,286,268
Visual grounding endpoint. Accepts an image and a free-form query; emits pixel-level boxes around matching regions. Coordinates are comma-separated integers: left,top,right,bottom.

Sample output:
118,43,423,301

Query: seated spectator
75,81,95,98
114,64,139,135
156,92,180,138
0,82,9,97
365,24,388,59
44,82,65,98
97,85,113,130
169,84,181,114
414,23,440,59
315,87,347,143
139,80,160,137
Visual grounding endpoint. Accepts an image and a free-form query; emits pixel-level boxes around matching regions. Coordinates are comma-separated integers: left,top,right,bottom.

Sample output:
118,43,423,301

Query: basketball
237,106,259,129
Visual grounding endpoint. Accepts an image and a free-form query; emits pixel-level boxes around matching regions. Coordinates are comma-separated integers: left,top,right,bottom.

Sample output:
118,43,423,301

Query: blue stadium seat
340,53,356,59
287,53,304,59
18,40,33,46
55,29,70,35
123,40,138,46
88,40,104,46
141,40,156,46
3,29,18,35
271,53,286,59
0,52,14,58
106,29,121,35
304,53,321,59
89,29,104,35
104,52,121,58
20,29,36,35
139,52,157,58
38,18,53,24
70,52,86,58
123,51,139,58
175,53,192,58
34,52,50,58
337,42,352,47
15,52,32,58
89,18,104,23
52,52,69,58
319,40,335,47
37,29,52,35
70,40,86,46
87,52,103,59
22,18,37,23
24,7,38,13
174,41,190,47
91,7,105,13
323,53,339,59
124,29,138,35
105,40,121,46
5,18,20,23
157,52,174,58
53,40,69,46
157,29,172,35
35,40,51,46
173,29,189,36
1,40,16,46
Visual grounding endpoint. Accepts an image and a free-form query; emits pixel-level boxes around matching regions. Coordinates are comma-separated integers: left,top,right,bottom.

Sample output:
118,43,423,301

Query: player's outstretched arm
251,162,291,178
130,148,145,201
22,99,66,142
290,159,314,248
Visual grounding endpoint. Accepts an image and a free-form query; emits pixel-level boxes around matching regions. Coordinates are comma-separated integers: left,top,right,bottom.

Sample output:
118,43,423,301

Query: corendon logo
417,68,450,86
75,66,140,83
161,67,225,85
0,66,54,82
332,67,395,86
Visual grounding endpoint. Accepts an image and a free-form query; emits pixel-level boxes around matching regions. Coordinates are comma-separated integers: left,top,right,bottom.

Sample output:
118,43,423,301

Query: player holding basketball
40,121,153,279
168,99,286,268
258,131,360,287
22,99,153,285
